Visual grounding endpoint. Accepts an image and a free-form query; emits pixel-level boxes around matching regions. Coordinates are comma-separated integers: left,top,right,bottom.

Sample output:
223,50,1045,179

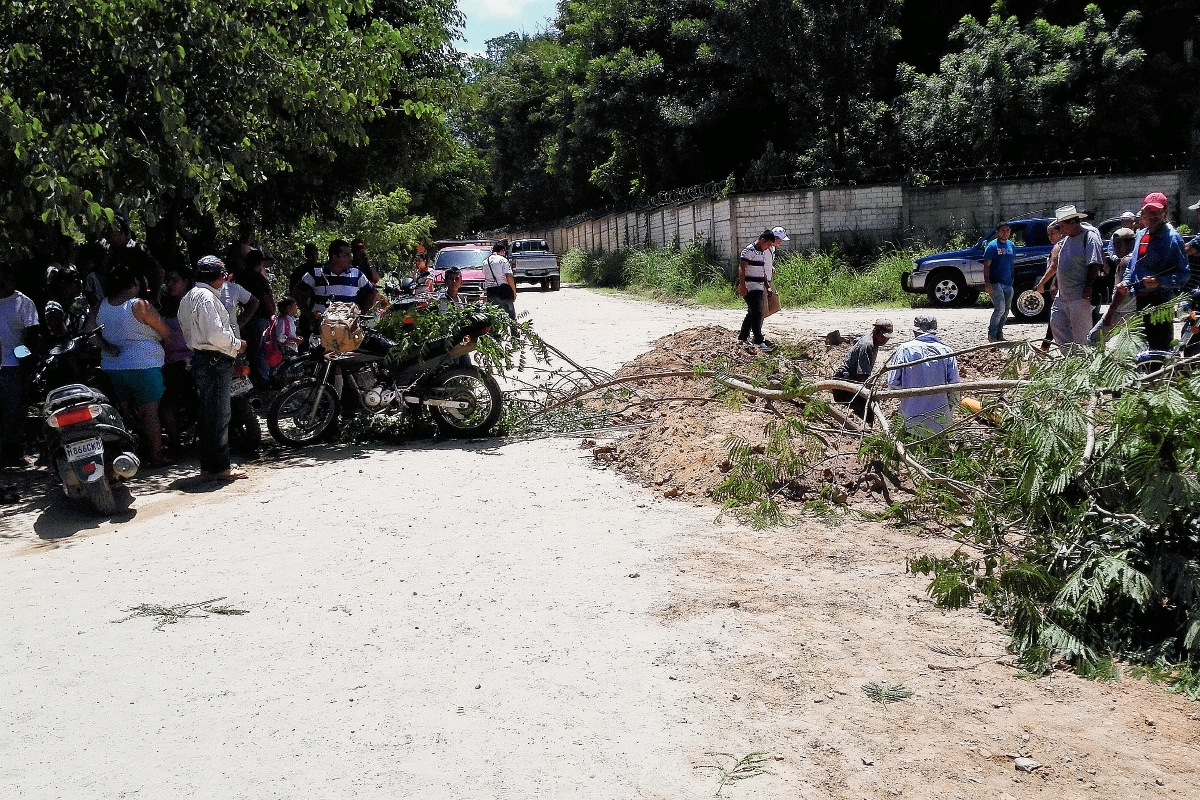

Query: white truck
509,239,561,291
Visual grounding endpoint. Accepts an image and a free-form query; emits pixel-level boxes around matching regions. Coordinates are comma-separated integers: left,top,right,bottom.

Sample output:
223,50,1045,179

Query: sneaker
736,335,748,343
758,342,771,353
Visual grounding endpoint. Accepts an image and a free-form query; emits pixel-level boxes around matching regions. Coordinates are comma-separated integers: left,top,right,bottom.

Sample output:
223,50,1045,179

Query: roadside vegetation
561,242,938,309
705,319,1200,697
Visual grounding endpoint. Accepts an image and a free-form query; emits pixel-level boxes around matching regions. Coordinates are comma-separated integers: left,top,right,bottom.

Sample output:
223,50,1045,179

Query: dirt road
2,288,1196,799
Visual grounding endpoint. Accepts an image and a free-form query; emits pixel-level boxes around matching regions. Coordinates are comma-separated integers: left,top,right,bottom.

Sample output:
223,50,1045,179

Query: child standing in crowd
274,297,302,355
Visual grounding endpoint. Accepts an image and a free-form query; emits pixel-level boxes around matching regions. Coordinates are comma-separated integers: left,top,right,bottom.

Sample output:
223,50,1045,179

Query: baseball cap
1142,192,1168,210
1120,211,1137,222
195,255,226,279
913,313,938,333
1113,227,1136,239
771,226,790,242
873,318,894,339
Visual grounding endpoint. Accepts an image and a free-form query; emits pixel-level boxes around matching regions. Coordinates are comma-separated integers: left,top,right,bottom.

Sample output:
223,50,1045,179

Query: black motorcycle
17,330,140,514
266,312,502,445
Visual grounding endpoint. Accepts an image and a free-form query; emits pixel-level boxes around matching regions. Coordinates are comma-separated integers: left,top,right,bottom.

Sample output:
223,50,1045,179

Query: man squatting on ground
886,314,961,435
832,318,895,422
738,227,788,351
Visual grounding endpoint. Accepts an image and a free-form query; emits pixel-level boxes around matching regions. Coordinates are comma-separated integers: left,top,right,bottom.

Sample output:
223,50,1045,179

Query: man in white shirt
0,263,39,466
179,256,246,482
483,242,516,319
218,277,258,339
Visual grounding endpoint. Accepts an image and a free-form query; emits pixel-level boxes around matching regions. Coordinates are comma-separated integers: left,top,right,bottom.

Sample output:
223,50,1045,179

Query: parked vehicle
228,358,262,453
18,333,141,515
430,240,492,299
266,312,502,445
509,238,561,291
902,218,1055,313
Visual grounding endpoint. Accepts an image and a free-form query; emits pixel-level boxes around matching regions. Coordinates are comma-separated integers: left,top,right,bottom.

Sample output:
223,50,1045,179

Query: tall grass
563,241,938,309
562,244,741,306
771,246,918,308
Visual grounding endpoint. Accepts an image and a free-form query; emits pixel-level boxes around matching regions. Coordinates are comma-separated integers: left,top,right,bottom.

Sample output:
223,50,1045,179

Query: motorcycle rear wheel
267,378,340,446
84,478,117,515
430,366,503,438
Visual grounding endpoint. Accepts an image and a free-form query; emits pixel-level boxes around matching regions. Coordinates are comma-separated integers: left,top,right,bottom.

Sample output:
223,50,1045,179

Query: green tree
895,5,1158,170
0,0,458,263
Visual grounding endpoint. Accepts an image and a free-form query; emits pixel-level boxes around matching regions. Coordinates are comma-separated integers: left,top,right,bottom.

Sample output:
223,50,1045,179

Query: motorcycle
16,333,140,515
1133,288,1200,376
229,357,263,453
266,312,501,445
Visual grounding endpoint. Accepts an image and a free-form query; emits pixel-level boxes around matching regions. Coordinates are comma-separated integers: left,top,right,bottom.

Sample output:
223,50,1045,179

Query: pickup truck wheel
550,276,561,291
926,270,966,308
1012,284,1049,321
540,278,549,290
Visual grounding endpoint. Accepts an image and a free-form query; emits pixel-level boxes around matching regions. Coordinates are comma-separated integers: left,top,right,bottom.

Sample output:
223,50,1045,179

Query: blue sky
457,0,558,55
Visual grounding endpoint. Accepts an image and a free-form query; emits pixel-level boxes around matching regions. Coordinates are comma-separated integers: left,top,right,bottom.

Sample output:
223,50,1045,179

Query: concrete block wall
502,170,1194,268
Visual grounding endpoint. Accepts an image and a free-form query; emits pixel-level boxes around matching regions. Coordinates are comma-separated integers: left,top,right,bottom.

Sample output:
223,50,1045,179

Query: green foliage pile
877,325,1200,690
375,301,549,377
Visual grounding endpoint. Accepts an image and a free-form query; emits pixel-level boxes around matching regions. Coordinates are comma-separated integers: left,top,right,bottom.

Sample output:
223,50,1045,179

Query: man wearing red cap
1116,192,1190,351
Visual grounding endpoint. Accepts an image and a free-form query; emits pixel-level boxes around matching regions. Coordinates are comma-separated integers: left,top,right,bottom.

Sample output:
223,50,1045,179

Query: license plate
526,270,546,277
65,437,104,462
231,376,253,397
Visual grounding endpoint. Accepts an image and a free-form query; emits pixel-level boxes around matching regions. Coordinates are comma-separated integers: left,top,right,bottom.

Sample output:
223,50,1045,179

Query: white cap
771,226,790,242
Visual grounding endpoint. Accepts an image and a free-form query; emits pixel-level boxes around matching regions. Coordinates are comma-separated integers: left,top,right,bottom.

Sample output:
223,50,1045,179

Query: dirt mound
589,326,1007,515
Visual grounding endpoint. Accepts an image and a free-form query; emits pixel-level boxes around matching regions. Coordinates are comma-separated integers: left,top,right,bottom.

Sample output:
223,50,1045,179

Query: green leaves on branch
0,0,453,256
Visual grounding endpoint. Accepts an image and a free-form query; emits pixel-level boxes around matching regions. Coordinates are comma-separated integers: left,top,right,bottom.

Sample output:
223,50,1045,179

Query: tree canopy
0,0,461,262
466,1,1197,228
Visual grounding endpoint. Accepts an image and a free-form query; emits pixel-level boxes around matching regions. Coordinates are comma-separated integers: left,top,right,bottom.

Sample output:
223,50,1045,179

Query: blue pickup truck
902,218,1055,320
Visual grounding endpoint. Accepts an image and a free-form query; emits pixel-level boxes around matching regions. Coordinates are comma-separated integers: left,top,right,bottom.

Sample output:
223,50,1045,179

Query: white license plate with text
65,437,104,462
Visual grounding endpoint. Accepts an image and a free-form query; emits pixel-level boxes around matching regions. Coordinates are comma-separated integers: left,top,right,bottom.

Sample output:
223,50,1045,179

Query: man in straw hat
1044,204,1104,349
1115,192,1190,351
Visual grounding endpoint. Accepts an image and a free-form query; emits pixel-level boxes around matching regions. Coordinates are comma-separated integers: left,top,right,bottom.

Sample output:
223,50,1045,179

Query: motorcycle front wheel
429,366,503,438
267,378,340,446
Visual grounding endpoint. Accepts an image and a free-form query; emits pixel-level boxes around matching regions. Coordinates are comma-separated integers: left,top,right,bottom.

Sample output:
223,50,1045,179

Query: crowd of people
0,219,440,477
764,189,1196,436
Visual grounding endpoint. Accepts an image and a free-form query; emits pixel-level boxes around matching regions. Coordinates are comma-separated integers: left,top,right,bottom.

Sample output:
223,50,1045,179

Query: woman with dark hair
94,267,172,466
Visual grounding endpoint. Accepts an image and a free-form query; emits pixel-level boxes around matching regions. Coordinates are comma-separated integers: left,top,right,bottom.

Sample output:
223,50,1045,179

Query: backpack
260,316,284,368
319,301,364,353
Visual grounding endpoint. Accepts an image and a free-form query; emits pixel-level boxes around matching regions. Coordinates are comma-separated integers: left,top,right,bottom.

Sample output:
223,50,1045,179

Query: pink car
430,242,491,299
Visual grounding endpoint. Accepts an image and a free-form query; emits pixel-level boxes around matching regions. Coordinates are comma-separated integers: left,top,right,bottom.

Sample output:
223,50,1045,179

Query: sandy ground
2,287,1198,799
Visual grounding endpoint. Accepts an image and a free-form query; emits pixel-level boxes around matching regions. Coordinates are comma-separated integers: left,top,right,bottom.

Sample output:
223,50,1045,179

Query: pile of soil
586,325,1007,515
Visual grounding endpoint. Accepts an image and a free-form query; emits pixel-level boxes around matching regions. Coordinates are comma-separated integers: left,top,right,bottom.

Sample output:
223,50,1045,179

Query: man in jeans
1118,191,1191,351
982,222,1015,342
738,228,787,351
179,256,247,482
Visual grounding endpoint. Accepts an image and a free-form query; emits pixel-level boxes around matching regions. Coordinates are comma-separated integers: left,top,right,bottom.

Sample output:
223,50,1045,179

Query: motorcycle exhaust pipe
111,453,140,480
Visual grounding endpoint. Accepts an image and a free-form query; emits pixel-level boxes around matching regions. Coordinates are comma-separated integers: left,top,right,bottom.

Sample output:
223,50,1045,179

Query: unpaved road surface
2,288,1197,799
